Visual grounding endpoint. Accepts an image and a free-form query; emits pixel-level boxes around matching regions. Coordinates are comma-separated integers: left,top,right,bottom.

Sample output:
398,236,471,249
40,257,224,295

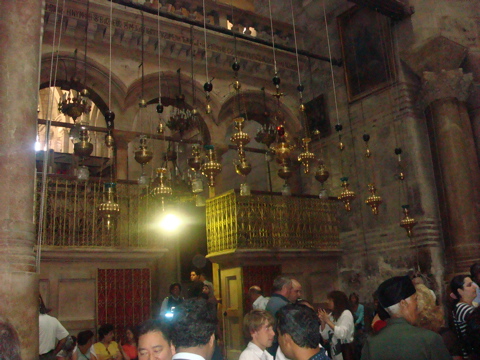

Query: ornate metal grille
206,190,340,253
36,175,164,247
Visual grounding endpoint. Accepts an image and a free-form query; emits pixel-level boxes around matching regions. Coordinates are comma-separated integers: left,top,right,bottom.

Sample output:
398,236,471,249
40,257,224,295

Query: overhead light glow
159,213,182,232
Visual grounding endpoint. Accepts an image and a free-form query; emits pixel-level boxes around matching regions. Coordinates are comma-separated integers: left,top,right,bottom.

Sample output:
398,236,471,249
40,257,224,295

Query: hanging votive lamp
339,177,356,211
188,145,204,193
400,204,417,237
73,122,94,158
204,81,213,114
59,87,92,121
363,133,371,158
335,124,345,151
365,183,382,215
151,168,173,211
298,137,315,174
104,110,115,148
315,161,330,199
231,117,252,179
201,145,222,190
77,165,90,181
134,135,153,166
395,147,405,180
98,182,120,230
255,88,276,148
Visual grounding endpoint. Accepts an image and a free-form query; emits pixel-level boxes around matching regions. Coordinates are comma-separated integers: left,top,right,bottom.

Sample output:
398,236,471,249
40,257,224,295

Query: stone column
422,69,480,273
0,1,43,358
114,134,130,180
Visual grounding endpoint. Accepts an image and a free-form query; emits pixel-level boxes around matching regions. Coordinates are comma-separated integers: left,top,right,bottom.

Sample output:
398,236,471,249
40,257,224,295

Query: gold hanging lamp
98,182,120,230
151,168,173,211
363,133,382,215
201,145,222,196
298,137,315,174
400,204,417,237
365,184,382,215
339,177,356,211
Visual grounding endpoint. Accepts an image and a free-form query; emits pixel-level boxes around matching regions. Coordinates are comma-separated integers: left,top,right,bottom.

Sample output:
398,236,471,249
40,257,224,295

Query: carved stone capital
421,69,473,106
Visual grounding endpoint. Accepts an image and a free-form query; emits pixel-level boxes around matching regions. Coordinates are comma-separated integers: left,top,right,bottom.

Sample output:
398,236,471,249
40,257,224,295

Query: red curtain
243,265,281,313
97,268,151,342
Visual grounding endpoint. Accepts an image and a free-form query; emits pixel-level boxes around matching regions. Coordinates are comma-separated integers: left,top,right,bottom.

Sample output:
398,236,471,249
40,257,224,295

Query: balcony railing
36,175,163,247
206,190,340,254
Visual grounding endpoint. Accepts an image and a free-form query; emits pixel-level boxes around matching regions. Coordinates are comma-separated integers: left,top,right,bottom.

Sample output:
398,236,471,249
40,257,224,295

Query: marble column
0,1,43,358
422,69,480,273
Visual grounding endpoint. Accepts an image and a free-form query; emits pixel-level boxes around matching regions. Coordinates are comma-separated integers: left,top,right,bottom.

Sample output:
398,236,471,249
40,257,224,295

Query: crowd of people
35,263,480,360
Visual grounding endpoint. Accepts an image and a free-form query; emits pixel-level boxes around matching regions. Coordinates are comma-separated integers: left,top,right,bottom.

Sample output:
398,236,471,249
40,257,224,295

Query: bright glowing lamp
160,213,182,232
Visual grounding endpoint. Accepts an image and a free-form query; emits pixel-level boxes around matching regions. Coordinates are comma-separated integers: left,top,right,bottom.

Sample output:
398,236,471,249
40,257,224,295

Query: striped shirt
453,302,474,357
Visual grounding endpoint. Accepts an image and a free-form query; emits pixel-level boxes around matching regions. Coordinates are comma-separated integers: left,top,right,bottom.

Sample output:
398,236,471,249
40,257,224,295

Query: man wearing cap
361,276,450,360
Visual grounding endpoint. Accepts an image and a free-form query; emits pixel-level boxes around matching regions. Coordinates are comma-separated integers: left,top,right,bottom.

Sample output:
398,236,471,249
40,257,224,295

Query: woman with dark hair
319,290,354,360
450,275,478,359
93,324,129,360
72,330,97,360
121,326,137,360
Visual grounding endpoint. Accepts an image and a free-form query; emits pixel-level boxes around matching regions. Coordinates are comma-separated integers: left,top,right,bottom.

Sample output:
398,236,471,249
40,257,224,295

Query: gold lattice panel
35,176,164,247
206,190,339,254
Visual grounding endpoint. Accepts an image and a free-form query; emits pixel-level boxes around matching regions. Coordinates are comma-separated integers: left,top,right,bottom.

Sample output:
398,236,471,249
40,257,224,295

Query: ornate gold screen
36,176,161,247
206,190,339,254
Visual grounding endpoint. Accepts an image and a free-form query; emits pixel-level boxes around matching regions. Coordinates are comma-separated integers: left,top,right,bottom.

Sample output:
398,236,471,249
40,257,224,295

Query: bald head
248,286,263,302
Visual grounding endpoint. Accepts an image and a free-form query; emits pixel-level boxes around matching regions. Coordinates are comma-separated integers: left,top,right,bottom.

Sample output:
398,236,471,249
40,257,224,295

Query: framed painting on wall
337,6,397,102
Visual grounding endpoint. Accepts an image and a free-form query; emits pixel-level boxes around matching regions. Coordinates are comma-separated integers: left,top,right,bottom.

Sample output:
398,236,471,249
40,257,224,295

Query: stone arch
39,52,127,126
217,90,302,136
125,70,221,144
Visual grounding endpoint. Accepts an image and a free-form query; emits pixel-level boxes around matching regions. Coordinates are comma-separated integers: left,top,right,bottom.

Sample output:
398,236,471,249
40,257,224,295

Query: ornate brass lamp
59,87,91,121
135,136,153,165
298,137,315,174
201,145,222,194
230,117,252,177
400,204,417,237
272,125,293,183
365,183,382,215
255,87,277,148
104,110,115,148
73,122,94,158
151,167,173,211
339,177,356,211
98,182,120,230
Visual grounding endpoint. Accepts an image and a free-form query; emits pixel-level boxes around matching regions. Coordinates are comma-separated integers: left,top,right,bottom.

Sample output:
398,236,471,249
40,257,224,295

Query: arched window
37,86,108,158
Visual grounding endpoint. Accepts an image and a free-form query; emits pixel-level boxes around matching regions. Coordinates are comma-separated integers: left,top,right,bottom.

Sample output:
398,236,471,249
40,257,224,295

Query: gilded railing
206,190,340,254
35,175,163,247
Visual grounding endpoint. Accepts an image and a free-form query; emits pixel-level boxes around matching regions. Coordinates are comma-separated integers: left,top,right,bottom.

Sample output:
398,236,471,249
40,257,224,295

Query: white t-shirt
252,296,270,311
319,310,354,360
239,342,273,360
39,314,69,355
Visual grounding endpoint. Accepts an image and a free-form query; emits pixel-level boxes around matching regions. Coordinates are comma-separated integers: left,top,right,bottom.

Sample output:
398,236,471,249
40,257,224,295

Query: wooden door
221,267,244,360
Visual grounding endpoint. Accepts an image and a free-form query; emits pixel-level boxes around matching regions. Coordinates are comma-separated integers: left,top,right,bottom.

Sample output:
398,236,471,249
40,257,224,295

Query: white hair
385,294,415,317
385,303,401,317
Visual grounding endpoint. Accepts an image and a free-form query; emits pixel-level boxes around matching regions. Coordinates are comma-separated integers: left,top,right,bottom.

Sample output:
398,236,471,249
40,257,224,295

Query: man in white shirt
240,310,275,360
170,298,218,360
39,297,69,360
248,286,270,311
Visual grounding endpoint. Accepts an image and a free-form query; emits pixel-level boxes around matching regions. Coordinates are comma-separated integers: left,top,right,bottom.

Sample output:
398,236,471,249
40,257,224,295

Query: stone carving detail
422,68,473,106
